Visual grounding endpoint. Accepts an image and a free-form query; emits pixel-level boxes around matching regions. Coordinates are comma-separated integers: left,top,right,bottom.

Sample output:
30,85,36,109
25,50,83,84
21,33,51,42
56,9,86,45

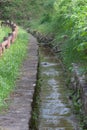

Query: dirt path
0,34,38,130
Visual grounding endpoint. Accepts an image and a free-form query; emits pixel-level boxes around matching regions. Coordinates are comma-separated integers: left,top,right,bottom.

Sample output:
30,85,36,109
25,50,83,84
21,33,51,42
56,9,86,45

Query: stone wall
71,63,87,115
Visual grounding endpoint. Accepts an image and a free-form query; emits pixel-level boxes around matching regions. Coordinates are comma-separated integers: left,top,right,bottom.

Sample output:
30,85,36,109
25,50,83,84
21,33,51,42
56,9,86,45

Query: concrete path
0,34,38,130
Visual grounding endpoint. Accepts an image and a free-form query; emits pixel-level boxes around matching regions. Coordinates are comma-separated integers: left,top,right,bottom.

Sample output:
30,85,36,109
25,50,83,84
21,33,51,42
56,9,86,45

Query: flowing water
38,47,80,130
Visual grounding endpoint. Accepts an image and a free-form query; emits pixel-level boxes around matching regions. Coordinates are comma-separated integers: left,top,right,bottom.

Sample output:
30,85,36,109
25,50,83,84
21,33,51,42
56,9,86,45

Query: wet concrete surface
39,47,81,130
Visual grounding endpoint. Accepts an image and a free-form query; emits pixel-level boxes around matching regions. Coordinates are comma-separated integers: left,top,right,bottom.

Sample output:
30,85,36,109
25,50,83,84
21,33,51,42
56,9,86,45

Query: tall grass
0,27,29,110
0,24,11,42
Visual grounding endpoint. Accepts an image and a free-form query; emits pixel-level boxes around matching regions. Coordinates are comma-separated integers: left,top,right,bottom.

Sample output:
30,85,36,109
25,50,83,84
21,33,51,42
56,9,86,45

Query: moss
29,61,41,130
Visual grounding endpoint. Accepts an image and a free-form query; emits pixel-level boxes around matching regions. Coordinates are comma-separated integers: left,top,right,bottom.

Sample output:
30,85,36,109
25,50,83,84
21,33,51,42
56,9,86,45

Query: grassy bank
0,26,29,110
0,23,11,42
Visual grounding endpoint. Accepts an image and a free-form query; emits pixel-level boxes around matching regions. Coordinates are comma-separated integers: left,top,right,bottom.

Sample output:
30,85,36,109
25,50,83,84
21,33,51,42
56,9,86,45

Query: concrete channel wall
71,63,87,116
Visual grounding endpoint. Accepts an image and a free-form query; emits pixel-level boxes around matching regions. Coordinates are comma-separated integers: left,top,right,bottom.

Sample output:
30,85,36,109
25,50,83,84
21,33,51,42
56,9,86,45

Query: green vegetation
1,0,87,72
0,0,44,28
30,0,87,73
0,26,29,110
0,24,11,43
10,0,86,74
69,88,87,130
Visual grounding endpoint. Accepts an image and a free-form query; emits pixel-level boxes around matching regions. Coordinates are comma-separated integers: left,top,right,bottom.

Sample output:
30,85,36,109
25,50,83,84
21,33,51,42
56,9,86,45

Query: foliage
0,0,44,28
56,0,87,63
0,26,29,110
31,0,87,71
0,24,11,42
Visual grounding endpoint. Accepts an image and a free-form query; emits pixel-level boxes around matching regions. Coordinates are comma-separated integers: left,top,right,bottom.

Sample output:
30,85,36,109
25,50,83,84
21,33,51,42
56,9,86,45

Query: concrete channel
38,46,81,130
0,34,81,130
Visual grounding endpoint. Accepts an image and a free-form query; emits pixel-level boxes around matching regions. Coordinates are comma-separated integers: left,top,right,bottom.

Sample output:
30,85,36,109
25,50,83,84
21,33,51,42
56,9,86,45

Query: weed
0,25,11,42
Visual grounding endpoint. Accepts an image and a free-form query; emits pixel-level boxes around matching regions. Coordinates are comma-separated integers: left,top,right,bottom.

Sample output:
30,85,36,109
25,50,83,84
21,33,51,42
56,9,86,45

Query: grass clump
0,26,29,110
0,24,11,43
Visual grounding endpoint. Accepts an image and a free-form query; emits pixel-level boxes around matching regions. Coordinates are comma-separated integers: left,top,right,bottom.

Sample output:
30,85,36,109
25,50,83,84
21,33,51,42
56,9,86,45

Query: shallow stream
38,46,80,130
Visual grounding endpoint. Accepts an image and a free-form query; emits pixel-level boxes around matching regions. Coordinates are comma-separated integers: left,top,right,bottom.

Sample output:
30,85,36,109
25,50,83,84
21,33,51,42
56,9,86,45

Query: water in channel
38,46,80,130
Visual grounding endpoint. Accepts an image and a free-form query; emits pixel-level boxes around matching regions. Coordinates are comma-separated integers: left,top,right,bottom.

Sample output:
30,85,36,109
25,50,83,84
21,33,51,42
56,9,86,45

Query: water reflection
41,62,57,67
39,48,80,130
43,69,59,76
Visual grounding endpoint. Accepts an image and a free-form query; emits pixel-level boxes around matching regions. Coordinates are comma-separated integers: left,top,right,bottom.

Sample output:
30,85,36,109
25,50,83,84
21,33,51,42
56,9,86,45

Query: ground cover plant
0,22,11,43
0,26,29,110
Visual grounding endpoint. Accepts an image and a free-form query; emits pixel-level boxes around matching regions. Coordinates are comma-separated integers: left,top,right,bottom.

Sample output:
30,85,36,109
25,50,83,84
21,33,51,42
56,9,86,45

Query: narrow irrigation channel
37,46,81,130
29,43,81,130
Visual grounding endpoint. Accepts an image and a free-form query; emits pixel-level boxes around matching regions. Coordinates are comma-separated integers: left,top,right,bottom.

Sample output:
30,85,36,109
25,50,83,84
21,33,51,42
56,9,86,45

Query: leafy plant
0,25,11,42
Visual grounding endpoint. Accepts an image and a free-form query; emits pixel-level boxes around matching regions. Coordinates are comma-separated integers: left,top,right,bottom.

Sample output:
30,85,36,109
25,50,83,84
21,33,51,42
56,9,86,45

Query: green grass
0,26,29,110
0,23,11,43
